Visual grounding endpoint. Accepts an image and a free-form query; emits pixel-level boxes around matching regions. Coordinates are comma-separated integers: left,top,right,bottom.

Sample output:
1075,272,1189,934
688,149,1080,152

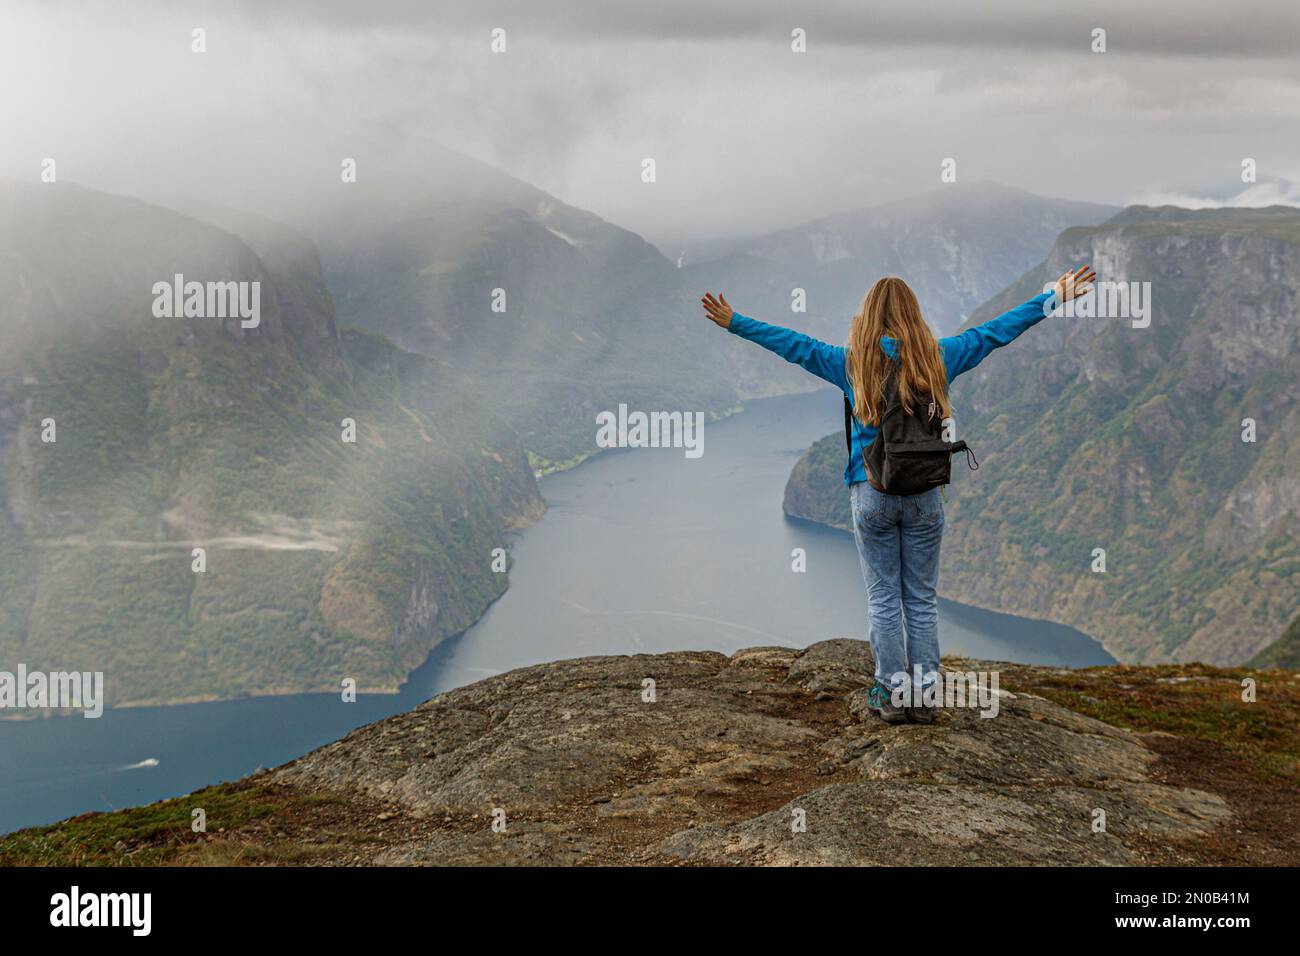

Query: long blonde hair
846,277,950,426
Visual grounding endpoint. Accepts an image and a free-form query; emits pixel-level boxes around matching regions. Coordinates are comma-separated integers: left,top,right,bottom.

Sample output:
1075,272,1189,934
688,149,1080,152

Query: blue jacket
727,290,1058,485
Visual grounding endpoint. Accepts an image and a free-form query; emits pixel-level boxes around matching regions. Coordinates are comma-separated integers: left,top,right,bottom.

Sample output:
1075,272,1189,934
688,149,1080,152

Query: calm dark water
0,389,1111,835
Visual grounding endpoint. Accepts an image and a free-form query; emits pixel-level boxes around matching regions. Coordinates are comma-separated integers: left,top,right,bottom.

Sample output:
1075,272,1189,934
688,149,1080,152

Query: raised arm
701,292,849,391
940,265,1095,380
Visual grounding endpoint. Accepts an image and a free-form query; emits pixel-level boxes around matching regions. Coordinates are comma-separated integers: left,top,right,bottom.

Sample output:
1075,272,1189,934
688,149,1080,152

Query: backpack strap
843,395,853,453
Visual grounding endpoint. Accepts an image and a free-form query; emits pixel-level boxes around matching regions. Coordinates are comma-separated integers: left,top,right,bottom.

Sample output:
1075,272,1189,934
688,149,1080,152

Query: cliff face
783,206,1300,666
11,638,1297,867
1251,614,1300,669
0,183,542,705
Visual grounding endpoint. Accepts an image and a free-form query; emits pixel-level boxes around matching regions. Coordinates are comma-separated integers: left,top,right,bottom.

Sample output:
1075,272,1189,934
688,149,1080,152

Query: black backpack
843,372,978,496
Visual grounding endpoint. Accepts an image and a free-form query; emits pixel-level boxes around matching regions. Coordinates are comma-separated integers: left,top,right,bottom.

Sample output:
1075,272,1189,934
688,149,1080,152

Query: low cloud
4,0,1299,242
1127,179,1300,210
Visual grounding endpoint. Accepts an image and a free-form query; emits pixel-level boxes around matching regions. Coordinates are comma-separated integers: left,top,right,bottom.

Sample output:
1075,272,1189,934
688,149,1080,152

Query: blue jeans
849,482,944,692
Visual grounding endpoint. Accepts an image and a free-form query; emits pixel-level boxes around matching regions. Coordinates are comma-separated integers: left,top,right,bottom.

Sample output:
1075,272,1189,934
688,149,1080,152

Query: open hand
1053,265,1096,303
701,292,734,329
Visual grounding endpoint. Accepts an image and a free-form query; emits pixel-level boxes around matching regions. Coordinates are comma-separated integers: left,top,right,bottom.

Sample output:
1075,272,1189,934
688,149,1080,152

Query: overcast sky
3,0,1299,246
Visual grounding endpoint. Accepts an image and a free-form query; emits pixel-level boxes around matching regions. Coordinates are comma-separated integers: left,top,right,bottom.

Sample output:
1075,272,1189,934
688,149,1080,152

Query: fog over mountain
3,0,1298,247
0,180,544,704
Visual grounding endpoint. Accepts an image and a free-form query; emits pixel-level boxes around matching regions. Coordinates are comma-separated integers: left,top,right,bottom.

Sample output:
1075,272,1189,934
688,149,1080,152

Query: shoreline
781,503,1115,662
4,399,761,715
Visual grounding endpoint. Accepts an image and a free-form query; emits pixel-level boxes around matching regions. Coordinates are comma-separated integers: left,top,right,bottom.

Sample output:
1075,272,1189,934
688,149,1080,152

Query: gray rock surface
273,639,1229,865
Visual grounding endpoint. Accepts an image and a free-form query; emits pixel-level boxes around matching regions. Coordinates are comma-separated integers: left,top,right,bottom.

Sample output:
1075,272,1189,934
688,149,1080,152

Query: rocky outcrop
272,640,1230,865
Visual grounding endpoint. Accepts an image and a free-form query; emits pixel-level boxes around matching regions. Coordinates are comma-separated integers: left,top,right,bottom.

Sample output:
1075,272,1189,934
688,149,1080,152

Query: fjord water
0,389,1111,834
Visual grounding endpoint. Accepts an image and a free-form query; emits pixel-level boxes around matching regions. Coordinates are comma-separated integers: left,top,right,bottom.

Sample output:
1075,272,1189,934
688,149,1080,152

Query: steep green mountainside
1250,614,1300,670
0,182,541,706
783,431,854,529
782,205,1299,665
306,165,740,468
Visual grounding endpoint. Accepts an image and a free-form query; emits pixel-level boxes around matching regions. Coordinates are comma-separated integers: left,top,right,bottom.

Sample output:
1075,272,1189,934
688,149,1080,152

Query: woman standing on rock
701,267,1094,724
